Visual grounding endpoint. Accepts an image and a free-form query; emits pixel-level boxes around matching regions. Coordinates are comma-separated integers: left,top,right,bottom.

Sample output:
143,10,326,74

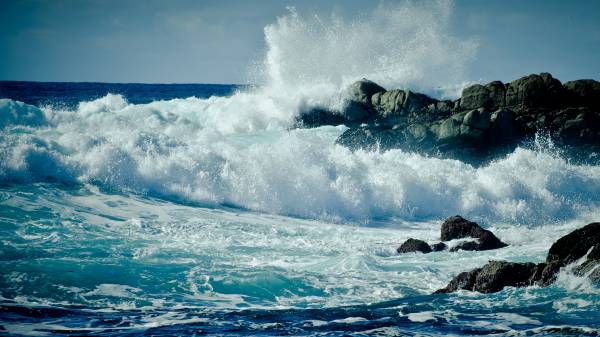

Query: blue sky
1,0,599,84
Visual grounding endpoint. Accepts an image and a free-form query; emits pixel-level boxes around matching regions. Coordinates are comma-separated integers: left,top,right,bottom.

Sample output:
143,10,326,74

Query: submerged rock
397,238,432,254
436,222,600,294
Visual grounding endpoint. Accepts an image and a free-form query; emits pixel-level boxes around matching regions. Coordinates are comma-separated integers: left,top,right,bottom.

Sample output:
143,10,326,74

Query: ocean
1,80,600,336
1,5,600,336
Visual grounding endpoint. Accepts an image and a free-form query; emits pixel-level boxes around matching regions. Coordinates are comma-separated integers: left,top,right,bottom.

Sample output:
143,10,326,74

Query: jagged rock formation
435,222,600,294
297,73,600,163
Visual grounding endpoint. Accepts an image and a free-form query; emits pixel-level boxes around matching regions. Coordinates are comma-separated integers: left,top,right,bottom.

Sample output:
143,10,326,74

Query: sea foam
1,1,599,224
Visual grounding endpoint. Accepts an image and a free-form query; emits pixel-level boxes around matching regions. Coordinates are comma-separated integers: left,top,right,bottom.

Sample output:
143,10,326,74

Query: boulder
347,79,386,105
338,79,387,123
460,81,505,110
440,216,508,251
505,72,565,111
563,79,600,109
397,238,432,254
372,89,406,117
435,261,538,293
434,268,481,294
436,222,600,293
546,222,600,264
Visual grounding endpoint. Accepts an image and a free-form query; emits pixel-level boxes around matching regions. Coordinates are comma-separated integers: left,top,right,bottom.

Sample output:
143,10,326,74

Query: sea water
1,2,600,336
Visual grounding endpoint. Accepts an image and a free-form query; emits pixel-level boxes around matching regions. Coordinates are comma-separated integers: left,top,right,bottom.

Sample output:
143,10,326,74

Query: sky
1,0,599,84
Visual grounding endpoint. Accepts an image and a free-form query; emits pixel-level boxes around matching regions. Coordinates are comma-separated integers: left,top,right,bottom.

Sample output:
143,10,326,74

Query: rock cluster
297,73,600,163
397,216,507,254
435,222,600,294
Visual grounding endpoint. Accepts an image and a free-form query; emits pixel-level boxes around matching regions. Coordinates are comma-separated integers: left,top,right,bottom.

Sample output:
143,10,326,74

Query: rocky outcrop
436,222,600,294
298,73,600,164
397,238,432,254
397,216,507,254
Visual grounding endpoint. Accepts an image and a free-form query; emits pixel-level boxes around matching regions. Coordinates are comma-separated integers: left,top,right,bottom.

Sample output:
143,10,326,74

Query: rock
460,81,505,110
505,72,565,111
563,79,600,109
436,261,538,293
338,79,387,123
437,223,600,294
434,268,481,294
431,242,447,252
403,91,437,114
397,238,432,254
372,89,406,118
297,108,349,128
546,222,600,264
473,261,538,293
348,79,386,106
449,241,481,252
297,73,599,165
440,216,508,251
341,100,373,122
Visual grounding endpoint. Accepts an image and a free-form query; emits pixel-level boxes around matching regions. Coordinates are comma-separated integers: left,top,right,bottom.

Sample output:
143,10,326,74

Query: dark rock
564,79,600,109
403,91,437,114
546,222,600,264
436,261,538,294
473,261,538,293
297,73,599,165
431,242,447,252
397,238,432,254
449,241,481,252
435,268,481,294
460,81,505,111
505,72,565,111
338,79,387,123
297,108,349,128
348,79,386,106
437,223,600,294
440,216,508,251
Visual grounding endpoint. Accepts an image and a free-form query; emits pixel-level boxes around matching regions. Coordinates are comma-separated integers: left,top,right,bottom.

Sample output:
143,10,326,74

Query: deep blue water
1,82,600,336
0,81,243,109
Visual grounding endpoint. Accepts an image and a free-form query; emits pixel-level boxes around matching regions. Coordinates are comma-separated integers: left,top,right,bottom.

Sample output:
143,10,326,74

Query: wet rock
431,242,447,252
348,79,386,106
434,268,481,294
440,216,508,251
505,72,565,111
564,79,600,109
437,222,600,293
460,81,505,111
299,73,600,164
436,261,537,293
546,222,600,264
397,238,432,254
339,79,387,123
297,108,349,128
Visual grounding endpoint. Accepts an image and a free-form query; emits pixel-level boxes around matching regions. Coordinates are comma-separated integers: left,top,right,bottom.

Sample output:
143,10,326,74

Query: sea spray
2,97,600,224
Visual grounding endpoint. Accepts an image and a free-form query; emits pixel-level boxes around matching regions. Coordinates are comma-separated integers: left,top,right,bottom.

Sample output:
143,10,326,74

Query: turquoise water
1,81,600,335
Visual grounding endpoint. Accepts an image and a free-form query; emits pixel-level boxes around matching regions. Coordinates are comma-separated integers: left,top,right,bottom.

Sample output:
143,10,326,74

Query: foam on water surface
1,1,600,335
